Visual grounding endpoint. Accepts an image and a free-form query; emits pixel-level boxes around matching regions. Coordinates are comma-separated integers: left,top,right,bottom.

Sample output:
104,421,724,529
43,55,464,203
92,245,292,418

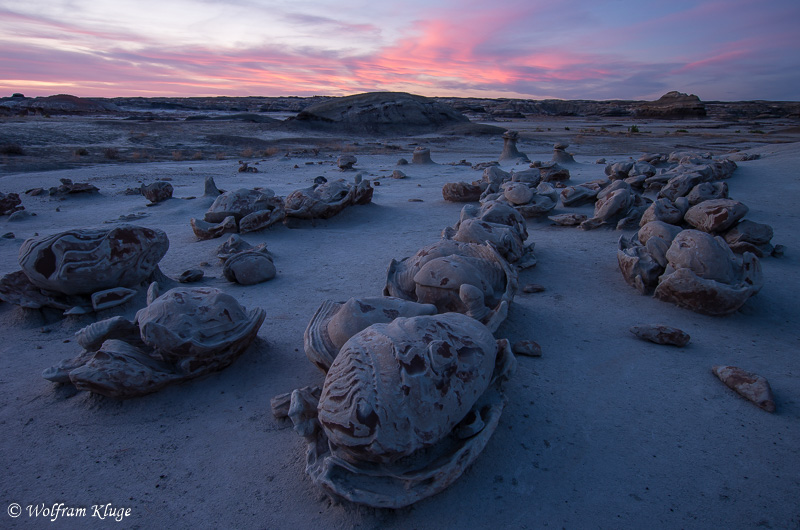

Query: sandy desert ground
1,111,799,529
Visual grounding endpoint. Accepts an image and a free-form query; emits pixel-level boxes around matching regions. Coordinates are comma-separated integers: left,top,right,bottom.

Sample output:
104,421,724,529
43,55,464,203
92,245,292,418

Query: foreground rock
630,324,690,347
141,181,173,204
0,225,169,314
618,229,763,315
286,312,516,508
712,365,776,412
42,286,265,398
654,230,762,316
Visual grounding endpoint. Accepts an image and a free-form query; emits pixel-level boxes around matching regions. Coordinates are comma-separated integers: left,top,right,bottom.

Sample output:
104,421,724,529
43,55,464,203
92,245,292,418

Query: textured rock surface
222,248,276,285
17,225,168,296
684,199,749,233
654,230,763,315
290,92,469,133
303,297,437,372
499,130,529,162
141,181,173,203
43,287,265,398
630,324,690,347
289,312,515,508
712,365,775,412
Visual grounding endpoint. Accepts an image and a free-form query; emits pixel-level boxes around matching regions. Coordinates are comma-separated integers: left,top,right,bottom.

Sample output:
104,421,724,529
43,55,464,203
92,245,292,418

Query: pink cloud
1,2,797,100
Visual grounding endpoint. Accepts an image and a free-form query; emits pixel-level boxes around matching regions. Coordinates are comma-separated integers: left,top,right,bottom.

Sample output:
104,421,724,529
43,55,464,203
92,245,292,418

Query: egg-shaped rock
317,313,498,464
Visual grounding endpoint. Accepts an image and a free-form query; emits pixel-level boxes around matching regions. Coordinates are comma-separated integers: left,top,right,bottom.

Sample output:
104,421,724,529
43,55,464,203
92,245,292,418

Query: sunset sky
1,0,798,101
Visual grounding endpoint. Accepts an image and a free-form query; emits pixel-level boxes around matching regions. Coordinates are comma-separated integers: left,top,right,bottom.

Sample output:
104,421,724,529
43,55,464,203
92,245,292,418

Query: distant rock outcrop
286,92,469,134
0,94,119,115
633,91,707,119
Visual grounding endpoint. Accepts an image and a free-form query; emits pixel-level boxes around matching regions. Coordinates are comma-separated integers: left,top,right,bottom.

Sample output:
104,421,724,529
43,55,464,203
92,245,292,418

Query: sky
1,0,798,101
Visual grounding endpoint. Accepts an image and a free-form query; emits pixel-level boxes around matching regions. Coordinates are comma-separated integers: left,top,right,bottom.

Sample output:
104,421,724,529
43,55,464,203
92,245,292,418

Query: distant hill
2,91,798,120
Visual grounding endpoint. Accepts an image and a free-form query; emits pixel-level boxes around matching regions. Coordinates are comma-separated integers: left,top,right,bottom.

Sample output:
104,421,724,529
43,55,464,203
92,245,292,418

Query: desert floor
1,115,799,529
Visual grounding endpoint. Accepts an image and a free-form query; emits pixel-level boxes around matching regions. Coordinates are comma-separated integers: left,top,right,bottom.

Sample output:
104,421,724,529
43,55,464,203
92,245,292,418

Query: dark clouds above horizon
1,0,798,100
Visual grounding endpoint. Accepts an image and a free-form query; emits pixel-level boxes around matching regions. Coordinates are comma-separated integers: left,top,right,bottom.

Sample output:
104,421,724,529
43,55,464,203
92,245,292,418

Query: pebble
523,284,545,293
512,340,542,357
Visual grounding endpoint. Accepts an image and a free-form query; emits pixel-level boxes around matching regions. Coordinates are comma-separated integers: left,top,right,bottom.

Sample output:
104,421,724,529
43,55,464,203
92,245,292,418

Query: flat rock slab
630,324,690,347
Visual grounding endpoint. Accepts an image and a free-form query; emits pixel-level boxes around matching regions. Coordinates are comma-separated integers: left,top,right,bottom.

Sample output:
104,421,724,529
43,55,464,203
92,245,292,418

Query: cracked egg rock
317,312,498,465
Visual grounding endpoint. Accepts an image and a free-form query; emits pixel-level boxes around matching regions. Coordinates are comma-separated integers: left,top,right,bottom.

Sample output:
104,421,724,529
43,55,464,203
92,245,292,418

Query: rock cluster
272,159,537,508
611,151,771,315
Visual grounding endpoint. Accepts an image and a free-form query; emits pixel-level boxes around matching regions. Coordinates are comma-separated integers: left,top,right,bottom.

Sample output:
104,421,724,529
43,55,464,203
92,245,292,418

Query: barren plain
1,99,799,529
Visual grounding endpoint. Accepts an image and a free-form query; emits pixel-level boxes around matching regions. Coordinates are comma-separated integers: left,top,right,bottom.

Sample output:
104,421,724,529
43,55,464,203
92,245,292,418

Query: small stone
337,154,357,170
223,249,276,285
91,287,137,311
373,181,381,186
548,213,587,226
391,170,406,179
178,269,204,283
141,181,174,203
397,158,408,165
408,198,423,202
712,365,775,412
771,244,785,257
512,340,542,357
2,232,15,239
8,210,33,222
522,284,545,293
204,177,222,197
630,324,690,347
411,147,434,164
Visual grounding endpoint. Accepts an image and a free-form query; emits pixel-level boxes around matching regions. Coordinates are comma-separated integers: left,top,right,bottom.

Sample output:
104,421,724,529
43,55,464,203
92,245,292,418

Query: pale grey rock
285,176,373,220
684,199,749,233
43,287,265,398
337,154,357,170
222,248,276,285
190,216,237,240
686,181,728,205
654,230,762,315
303,297,437,372
640,198,684,226
724,220,774,257
499,130,529,162
11,225,168,299
141,181,173,203
385,240,517,332
560,185,598,207
551,143,576,165
90,287,137,311
412,146,434,164
442,181,484,202
204,188,277,223
288,312,516,508
178,269,204,283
